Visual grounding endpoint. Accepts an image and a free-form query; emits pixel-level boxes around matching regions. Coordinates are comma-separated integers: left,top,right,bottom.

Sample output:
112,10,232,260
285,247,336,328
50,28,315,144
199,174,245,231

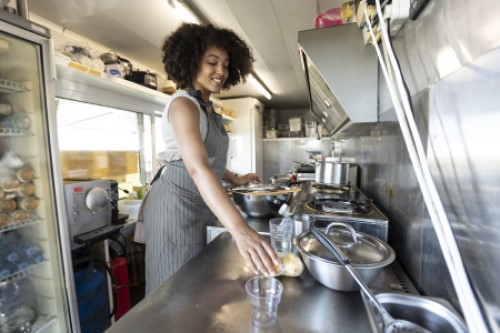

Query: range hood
298,24,379,135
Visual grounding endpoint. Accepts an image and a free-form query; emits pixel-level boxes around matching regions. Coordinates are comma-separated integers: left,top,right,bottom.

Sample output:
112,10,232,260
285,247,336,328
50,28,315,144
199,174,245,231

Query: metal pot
315,160,350,185
232,184,293,218
290,213,315,239
296,222,395,292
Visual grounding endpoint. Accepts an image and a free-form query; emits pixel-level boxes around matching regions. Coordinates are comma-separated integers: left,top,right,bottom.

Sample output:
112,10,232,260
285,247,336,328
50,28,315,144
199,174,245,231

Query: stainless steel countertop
105,231,377,333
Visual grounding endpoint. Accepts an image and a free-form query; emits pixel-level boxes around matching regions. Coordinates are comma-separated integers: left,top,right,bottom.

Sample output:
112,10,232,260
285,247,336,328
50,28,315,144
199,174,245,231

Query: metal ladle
310,227,433,333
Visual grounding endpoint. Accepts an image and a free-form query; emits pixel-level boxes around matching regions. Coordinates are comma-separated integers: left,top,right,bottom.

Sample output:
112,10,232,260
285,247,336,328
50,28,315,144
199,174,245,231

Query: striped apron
143,104,229,295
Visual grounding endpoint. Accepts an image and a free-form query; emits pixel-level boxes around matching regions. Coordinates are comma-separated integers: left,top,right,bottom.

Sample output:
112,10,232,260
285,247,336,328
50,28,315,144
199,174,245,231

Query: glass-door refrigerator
0,10,76,333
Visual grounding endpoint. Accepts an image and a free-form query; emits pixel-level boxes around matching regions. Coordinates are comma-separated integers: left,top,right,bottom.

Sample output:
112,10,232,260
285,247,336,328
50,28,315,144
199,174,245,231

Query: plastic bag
315,1,355,29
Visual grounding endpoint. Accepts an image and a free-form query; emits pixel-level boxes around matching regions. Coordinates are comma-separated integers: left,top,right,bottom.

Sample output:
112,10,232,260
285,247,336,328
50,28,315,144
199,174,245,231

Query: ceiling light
248,74,272,100
168,0,201,24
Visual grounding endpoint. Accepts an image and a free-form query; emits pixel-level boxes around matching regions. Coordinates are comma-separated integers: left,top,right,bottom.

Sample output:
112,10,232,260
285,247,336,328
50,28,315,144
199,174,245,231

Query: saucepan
315,160,350,186
231,183,299,218
296,222,395,291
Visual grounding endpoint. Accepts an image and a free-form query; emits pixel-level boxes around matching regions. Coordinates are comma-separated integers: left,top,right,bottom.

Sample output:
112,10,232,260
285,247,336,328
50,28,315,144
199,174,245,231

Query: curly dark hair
161,23,254,90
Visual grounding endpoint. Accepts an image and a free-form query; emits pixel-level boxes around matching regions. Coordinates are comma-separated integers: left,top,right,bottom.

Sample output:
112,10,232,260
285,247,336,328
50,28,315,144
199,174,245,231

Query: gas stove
294,182,389,241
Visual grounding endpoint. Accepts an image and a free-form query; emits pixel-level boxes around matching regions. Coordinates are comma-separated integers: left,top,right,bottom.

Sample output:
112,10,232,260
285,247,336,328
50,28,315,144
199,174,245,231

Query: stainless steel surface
296,182,389,242
85,187,109,212
315,161,350,186
290,212,315,239
296,223,395,292
105,231,415,333
262,138,331,183
362,293,469,333
310,227,430,333
63,179,112,250
298,24,378,135
332,0,500,328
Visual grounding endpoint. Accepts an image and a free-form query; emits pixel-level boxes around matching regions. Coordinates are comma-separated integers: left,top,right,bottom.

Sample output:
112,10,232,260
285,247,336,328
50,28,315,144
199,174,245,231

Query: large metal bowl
231,184,292,218
296,223,395,292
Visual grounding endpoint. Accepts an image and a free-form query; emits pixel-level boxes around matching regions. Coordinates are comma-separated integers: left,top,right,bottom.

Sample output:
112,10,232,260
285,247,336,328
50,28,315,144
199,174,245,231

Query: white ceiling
26,0,343,110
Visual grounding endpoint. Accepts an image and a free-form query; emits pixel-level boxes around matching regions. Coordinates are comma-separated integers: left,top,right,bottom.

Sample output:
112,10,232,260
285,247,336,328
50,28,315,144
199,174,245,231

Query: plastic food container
289,117,302,132
118,199,142,220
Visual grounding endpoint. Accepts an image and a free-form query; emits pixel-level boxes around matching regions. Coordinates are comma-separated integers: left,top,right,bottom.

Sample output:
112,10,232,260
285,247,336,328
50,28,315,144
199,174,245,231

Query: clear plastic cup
269,218,293,253
245,276,283,327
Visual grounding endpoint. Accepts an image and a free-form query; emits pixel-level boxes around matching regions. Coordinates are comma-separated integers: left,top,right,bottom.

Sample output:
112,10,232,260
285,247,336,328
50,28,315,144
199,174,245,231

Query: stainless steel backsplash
332,0,500,329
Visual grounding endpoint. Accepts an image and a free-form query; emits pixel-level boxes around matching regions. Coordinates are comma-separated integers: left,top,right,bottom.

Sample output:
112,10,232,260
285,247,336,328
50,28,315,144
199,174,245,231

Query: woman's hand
234,173,261,186
231,226,280,277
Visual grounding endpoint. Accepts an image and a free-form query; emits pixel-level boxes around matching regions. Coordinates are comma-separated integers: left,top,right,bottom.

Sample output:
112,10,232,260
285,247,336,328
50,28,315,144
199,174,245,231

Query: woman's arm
169,98,279,276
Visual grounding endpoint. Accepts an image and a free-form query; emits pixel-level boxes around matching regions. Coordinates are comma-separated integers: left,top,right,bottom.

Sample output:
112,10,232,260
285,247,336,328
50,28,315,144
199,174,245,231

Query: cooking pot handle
324,222,358,243
311,227,350,266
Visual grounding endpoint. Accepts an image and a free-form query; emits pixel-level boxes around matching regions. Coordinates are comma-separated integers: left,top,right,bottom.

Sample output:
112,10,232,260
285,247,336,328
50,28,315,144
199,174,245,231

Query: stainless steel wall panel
330,0,500,328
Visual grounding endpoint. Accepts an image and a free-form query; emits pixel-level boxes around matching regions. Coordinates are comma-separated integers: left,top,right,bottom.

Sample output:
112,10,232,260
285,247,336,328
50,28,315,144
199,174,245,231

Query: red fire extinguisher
110,257,131,321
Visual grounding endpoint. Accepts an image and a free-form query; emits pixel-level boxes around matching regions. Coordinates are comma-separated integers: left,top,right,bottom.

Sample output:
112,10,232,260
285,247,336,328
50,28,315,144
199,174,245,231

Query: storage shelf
0,260,45,284
33,313,57,333
55,55,171,106
263,137,330,141
0,215,42,233
0,127,34,136
0,78,31,93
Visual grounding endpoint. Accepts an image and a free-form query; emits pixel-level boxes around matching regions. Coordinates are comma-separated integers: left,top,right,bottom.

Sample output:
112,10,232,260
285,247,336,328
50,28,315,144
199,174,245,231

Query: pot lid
297,224,395,267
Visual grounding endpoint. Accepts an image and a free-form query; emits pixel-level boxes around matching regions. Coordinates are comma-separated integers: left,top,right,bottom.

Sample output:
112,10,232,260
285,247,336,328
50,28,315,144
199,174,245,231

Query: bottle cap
278,203,289,216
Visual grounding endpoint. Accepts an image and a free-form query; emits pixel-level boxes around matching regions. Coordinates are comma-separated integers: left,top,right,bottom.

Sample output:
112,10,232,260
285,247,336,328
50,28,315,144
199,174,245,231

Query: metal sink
362,293,469,333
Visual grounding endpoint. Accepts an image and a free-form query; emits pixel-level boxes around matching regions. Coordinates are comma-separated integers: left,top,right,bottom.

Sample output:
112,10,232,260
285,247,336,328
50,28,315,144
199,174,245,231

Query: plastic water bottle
20,238,44,264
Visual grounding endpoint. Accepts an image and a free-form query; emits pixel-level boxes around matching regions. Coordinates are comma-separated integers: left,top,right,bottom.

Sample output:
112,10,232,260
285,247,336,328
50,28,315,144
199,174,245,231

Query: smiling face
192,46,229,100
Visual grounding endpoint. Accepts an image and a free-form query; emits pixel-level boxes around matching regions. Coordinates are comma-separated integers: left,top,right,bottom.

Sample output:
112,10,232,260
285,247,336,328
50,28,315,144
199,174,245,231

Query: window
56,98,153,192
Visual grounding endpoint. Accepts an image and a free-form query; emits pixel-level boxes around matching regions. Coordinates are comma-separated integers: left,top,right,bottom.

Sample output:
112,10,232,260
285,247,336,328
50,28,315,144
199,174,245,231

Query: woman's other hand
235,173,261,185
232,227,280,277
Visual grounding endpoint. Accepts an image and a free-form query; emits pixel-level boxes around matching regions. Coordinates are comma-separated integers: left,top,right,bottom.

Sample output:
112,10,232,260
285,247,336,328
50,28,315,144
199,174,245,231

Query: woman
143,23,279,295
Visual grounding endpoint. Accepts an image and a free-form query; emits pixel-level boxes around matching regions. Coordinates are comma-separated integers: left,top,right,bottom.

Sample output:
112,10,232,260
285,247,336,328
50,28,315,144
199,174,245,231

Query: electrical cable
91,257,117,319
366,3,489,332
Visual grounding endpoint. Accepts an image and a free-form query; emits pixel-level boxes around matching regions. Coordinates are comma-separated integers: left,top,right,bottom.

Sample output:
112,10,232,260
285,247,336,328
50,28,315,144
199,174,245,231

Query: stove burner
307,198,371,214
311,182,351,194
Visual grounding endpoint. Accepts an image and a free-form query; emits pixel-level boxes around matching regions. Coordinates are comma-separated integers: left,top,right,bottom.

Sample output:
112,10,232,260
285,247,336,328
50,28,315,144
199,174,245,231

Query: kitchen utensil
241,187,301,196
232,184,295,218
310,226,432,333
315,160,350,185
296,222,395,291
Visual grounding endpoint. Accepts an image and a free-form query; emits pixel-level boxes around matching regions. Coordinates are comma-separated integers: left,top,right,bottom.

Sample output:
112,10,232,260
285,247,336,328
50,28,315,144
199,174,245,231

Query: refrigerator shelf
32,313,57,333
0,260,44,284
0,214,42,233
0,127,34,136
0,78,31,93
